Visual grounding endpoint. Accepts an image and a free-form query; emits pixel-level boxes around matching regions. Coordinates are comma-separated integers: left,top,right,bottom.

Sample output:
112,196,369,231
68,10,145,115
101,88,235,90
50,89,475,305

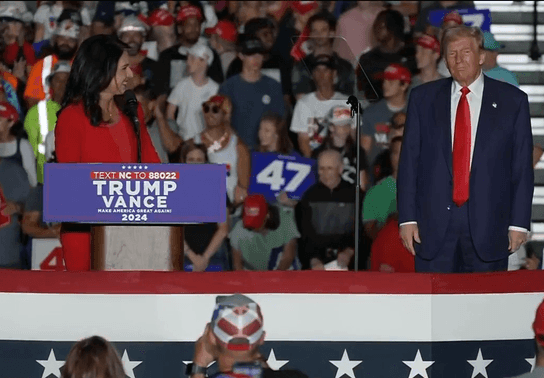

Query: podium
90,225,184,270
44,163,227,271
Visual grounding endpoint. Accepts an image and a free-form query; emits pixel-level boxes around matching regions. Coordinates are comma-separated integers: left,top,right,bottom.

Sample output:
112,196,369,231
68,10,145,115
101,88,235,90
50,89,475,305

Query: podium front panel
91,225,183,271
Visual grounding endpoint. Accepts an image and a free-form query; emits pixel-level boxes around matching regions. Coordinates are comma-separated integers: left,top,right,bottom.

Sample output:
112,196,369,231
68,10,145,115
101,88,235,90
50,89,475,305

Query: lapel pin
492,102,497,108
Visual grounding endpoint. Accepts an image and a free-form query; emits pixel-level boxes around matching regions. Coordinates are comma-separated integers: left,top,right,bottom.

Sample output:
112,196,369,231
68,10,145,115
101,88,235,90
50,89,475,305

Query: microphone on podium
124,90,142,163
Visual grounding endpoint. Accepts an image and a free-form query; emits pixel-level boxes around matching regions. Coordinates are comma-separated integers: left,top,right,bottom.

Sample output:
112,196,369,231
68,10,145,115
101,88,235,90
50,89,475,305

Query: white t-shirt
290,92,347,151
34,4,91,41
207,133,239,203
167,77,219,141
0,139,37,187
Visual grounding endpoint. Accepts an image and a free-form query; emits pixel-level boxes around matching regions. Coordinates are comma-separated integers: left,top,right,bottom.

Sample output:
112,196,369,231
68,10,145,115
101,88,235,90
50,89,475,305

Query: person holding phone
187,294,309,378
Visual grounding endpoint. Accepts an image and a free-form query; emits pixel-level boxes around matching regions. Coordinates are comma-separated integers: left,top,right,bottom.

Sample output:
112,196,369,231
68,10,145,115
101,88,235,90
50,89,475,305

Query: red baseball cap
290,1,319,15
242,195,268,230
0,101,18,123
148,9,174,27
176,5,203,23
417,34,440,54
442,11,463,26
382,63,411,83
205,20,238,43
533,299,544,347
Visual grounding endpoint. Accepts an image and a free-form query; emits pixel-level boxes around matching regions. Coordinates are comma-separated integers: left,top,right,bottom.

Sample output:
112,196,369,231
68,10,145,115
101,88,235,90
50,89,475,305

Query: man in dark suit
397,25,534,273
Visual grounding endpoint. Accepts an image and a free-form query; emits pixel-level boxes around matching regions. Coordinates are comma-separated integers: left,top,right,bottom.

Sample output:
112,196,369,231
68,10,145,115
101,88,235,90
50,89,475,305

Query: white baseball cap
187,43,213,66
54,19,80,39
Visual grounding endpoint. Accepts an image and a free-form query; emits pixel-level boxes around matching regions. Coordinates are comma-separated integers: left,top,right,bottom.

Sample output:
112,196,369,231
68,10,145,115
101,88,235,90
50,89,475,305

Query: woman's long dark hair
59,34,129,126
257,111,293,155
61,335,125,378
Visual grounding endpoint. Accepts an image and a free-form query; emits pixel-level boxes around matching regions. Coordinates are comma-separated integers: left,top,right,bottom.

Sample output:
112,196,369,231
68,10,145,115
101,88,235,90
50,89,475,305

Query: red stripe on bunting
0,270,542,295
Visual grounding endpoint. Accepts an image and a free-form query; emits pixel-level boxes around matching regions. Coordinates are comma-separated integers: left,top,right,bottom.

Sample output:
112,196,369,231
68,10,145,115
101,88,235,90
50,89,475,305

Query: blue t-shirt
219,74,285,149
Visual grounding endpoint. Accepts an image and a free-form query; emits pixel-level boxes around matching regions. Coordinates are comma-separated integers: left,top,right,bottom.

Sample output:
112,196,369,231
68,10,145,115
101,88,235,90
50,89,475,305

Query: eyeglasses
202,103,220,114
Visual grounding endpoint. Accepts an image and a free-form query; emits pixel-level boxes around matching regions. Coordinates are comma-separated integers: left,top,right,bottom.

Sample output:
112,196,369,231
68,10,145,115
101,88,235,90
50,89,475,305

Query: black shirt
357,45,416,100
299,179,356,265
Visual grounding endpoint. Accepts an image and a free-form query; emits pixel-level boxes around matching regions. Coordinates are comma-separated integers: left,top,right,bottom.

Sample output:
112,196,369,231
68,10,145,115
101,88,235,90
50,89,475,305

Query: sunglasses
202,103,221,114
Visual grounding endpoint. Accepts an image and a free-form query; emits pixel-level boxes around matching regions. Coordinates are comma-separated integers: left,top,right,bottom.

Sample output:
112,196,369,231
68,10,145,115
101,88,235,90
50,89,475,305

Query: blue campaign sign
43,163,226,224
249,152,316,203
428,8,491,31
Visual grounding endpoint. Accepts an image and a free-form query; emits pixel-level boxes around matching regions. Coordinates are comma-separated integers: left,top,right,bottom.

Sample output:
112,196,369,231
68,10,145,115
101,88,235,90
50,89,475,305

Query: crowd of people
0,0,539,273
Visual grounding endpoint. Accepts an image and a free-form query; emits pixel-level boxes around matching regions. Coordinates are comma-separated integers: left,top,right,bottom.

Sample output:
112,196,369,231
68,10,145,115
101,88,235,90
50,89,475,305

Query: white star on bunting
526,356,536,372
467,348,493,378
329,349,362,378
267,349,289,370
122,350,142,378
402,349,434,378
36,349,64,378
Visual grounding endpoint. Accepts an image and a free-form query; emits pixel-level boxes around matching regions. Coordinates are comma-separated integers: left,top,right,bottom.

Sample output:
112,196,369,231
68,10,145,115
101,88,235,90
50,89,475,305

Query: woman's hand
1,201,20,216
191,254,210,272
12,57,27,81
234,184,247,204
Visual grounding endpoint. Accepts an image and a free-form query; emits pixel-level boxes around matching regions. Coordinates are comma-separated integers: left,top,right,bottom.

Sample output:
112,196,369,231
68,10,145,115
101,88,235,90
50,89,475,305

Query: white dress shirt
451,70,484,169
400,71,527,233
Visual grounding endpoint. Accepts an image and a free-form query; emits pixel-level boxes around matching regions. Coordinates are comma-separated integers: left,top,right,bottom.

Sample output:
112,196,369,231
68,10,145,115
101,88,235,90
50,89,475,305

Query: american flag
0,270,543,378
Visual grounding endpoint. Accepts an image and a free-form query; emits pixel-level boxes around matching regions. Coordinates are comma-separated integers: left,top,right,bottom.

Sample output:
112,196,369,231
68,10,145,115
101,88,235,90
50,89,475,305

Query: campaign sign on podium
248,152,316,203
43,163,227,224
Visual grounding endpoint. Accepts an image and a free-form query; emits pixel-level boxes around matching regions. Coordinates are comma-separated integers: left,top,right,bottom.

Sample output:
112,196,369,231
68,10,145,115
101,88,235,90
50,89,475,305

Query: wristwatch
185,363,207,376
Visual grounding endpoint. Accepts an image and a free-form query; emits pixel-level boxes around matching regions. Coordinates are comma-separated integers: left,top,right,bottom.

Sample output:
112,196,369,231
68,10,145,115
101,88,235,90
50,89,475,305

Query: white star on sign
329,349,362,378
467,348,493,378
402,349,434,378
526,356,536,372
139,165,143,169
144,166,148,169
122,350,142,378
36,349,64,378
267,349,289,370
122,165,126,169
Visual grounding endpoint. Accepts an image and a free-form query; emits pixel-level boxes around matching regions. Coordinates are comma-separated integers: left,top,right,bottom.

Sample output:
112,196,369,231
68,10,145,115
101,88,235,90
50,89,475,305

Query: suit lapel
471,75,496,179
434,78,453,177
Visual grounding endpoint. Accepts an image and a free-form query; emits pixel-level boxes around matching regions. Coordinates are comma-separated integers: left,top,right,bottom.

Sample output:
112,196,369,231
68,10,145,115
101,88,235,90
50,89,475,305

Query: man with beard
117,16,159,92
155,4,223,98
24,19,78,109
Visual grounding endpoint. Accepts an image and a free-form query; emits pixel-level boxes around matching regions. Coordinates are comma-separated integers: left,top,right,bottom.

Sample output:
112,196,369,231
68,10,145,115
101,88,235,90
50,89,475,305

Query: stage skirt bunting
0,270,542,378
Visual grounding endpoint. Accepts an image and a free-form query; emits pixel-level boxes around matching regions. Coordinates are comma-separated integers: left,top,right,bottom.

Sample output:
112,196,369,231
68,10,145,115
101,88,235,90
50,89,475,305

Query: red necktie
452,86,471,207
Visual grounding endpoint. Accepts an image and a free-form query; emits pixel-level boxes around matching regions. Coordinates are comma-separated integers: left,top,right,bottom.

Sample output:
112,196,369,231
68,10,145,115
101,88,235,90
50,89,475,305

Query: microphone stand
135,125,141,164
347,95,362,272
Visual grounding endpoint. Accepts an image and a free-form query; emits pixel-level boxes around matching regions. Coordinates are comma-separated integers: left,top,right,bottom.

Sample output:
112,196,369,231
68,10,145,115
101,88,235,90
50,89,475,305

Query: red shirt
54,101,160,271
3,41,36,67
370,219,415,273
55,102,160,164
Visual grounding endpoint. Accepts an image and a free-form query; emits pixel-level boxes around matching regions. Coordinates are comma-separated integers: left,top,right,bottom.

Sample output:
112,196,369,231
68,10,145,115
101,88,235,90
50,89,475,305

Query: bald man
299,149,357,270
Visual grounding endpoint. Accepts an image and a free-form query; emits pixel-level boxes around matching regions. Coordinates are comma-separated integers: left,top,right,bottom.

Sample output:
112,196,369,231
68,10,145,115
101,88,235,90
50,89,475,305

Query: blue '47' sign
249,152,316,203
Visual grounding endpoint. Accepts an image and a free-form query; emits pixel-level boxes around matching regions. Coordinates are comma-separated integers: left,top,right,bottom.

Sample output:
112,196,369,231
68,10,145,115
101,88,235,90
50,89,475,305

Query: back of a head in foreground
61,335,125,378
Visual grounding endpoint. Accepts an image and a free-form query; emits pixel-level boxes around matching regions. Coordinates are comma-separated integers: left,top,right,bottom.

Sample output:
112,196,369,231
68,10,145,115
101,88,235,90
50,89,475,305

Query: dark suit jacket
397,75,534,261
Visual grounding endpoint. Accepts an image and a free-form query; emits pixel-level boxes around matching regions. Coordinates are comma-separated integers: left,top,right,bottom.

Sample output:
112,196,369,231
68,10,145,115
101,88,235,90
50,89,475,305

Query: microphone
346,95,359,117
123,90,142,163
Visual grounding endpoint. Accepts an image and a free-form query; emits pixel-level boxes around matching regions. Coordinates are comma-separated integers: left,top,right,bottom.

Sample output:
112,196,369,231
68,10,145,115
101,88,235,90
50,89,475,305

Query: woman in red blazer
55,34,160,271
